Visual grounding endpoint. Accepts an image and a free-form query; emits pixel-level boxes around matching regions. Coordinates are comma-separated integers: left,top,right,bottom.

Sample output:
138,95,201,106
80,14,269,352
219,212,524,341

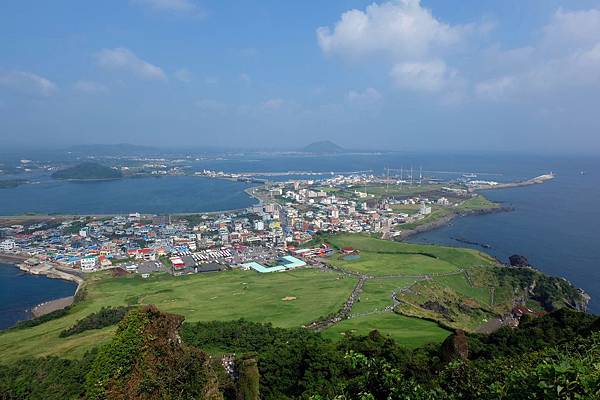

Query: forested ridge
0,307,598,399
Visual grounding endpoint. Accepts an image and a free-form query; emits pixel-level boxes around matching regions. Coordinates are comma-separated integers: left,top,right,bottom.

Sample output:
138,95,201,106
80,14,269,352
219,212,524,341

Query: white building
254,220,265,231
80,256,97,272
0,239,16,252
419,202,432,215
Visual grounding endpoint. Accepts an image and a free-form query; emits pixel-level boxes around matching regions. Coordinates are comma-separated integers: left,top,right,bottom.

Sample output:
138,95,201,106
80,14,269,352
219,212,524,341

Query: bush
59,306,131,337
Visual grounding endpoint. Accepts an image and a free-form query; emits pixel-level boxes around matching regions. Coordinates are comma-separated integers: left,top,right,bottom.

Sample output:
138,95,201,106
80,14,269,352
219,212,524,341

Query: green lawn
433,274,491,306
325,234,496,268
326,252,459,276
0,269,357,362
323,313,451,348
455,195,500,212
351,278,418,315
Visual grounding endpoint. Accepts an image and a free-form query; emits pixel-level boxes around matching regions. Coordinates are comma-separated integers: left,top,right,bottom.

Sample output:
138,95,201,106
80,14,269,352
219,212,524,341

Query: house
80,256,97,272
0,239,16,252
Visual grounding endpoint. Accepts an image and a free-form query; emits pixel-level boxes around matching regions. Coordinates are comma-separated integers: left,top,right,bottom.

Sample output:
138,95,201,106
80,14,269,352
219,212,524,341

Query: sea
0,262,77,329
0,151,598,328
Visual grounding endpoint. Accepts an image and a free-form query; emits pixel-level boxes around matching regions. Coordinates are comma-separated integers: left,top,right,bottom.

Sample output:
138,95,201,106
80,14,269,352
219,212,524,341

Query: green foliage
468,309,598,359
494,266,586,311
0,351,96,399
6,306,72,332
84,308,150,399
52,162,122,180
59,306,132,337
238,355,260,400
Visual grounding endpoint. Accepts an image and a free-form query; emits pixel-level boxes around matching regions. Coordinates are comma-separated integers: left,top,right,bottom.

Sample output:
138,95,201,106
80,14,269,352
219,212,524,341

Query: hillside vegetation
51,162,122,180
0,307,598,399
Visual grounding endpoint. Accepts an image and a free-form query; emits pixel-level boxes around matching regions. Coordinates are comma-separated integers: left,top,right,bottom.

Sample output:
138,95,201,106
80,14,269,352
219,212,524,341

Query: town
0,172,499,280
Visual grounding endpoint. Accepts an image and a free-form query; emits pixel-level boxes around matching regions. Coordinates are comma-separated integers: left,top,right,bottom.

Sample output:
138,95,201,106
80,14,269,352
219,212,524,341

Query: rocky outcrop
509,254,530,268
440,330,469,362
85,306,224,400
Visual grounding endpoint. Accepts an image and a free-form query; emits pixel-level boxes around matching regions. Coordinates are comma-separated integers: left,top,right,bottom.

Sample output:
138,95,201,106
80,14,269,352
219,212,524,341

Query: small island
302,140,345,154
51,162,123,181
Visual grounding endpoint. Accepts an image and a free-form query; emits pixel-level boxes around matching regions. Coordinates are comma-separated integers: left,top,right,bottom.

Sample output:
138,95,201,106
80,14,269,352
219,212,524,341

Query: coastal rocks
509,254,530,268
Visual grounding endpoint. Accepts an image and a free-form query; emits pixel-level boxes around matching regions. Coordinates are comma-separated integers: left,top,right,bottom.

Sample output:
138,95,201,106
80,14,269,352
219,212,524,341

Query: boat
462,173,477,179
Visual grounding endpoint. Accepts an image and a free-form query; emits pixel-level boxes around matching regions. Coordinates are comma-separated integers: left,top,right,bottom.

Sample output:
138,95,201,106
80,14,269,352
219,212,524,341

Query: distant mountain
52,162,123,180
301,140,344,153
66,143,157,156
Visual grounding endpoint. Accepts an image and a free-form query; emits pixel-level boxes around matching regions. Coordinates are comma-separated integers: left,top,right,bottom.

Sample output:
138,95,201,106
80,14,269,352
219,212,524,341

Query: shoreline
0,254,84,321
394,206,513,242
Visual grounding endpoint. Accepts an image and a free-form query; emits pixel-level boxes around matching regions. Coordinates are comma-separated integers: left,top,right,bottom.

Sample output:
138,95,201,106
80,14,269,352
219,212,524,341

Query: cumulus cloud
131,0,203,16
475,7,600,101
390,60,456,92
475,76,516,100
317,0,464,61
0,70,57,97
317,0,474,99
345,87,383,106
74,80,109,94
95,47,167,81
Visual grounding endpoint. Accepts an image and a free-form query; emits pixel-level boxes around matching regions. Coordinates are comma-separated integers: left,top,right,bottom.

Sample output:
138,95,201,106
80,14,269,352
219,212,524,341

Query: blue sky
1,0,600,153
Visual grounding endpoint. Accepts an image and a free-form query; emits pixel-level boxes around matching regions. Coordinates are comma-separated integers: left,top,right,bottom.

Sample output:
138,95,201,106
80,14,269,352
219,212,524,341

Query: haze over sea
0,152,598,328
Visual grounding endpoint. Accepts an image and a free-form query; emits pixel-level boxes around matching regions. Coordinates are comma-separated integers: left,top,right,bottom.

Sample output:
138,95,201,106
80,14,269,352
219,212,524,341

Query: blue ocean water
0,152,598,326
0,175,257,215
0,263,77,329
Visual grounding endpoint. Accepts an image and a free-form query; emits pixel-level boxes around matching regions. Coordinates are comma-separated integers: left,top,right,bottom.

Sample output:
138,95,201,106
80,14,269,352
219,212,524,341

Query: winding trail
304,259,466,331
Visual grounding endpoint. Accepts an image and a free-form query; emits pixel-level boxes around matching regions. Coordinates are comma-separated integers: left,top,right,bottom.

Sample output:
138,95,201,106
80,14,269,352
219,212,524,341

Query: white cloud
0,71,57,97
475,76,516,100
318,0,473,98
390,60,455,92
74,80,109,94
95,47,167,81
131,0,203,16
475,7,600,101
175,68,192,83
346,87,383,106
542,8,600,52
317,0,465,61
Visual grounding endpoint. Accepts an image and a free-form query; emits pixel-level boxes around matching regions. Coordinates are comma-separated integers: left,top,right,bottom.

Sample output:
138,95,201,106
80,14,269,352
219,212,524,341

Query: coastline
394,206,513,242
0,254,84,321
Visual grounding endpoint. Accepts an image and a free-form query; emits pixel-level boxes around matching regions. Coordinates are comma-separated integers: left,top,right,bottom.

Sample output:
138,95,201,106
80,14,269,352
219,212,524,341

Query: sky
1,0,600,153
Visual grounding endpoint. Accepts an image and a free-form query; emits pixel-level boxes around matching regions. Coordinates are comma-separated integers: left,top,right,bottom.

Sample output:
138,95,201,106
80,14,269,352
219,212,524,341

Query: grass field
322,313,451,348
0,269,357,362
351,278,418,315
324,234,496,268
455,195,500,212
326,252,459,276
433,274,491,306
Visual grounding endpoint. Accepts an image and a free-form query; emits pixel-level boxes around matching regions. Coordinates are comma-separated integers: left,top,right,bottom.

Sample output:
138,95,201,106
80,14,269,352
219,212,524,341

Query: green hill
51,162,122,180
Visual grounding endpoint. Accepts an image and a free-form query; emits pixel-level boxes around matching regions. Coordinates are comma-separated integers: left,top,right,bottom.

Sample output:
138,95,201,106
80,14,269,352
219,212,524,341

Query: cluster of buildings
258,175,467,239
0,173,472,278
